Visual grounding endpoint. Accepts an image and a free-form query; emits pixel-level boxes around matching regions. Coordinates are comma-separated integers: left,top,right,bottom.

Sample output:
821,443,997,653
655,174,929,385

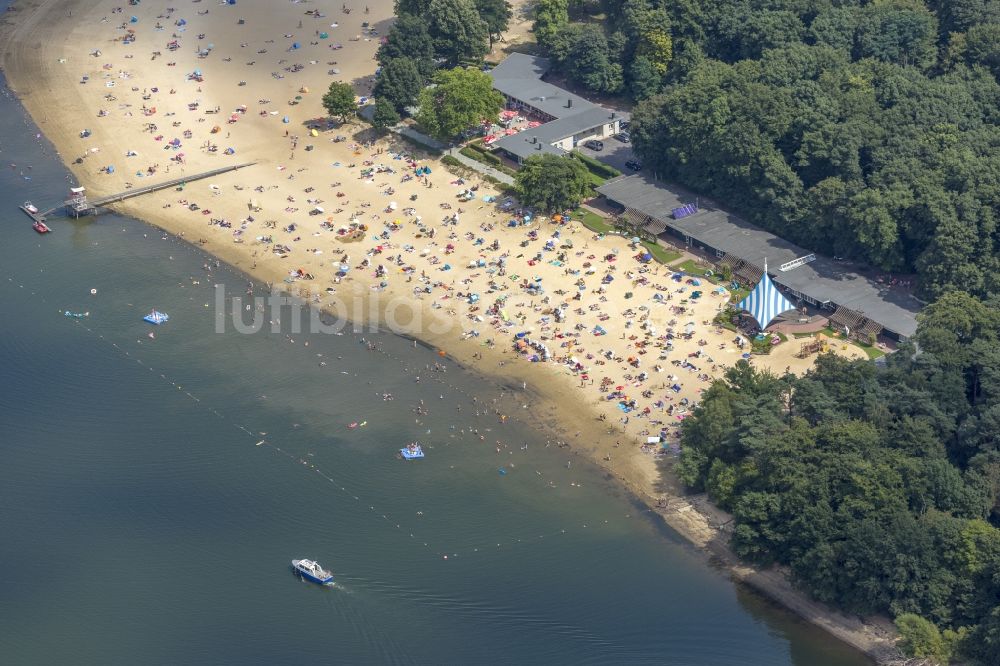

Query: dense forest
677,291,1000,663
533,0,1000,301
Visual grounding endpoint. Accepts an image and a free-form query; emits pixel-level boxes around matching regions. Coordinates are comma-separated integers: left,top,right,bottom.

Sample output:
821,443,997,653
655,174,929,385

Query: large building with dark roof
487,53,622,163
597,174,922,341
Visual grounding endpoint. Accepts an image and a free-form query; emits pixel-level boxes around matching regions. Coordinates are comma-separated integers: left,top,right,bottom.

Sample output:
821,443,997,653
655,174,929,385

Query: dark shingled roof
597,175,921,337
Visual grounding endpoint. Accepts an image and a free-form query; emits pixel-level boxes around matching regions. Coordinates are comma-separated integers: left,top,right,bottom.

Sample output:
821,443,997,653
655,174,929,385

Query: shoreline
0,0,897,661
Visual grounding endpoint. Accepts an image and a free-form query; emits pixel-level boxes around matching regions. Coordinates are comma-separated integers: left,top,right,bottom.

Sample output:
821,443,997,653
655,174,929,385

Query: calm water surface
0,75,871,664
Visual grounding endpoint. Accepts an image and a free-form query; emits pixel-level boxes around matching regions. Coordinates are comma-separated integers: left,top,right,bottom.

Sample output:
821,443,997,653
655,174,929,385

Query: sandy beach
0,0,892,659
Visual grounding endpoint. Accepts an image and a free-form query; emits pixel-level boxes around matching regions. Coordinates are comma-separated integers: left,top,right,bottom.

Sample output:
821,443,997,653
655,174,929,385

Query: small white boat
24,201,39,215
292,558,334,585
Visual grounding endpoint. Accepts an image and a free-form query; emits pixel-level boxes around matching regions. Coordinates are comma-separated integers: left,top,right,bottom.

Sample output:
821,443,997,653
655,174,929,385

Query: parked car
619,120,631,131
625,159,642,171
583,139,604,151
615,132,631,143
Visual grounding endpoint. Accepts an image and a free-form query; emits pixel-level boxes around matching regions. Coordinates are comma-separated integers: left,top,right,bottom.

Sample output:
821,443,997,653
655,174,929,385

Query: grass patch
729,286,750,303
571,209,681,264
574,208,615,234
460,144,518,177
792,328,886,359
571,151,621,180
483,175,516,194
641,241,681,265
585,171,608,189
858,343,886,359
441,155,464,169
671,258,714,276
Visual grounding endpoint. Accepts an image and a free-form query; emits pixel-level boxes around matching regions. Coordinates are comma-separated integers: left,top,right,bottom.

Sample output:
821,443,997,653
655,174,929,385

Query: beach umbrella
291,42,300,50
130,16,138,23
282,116,290,123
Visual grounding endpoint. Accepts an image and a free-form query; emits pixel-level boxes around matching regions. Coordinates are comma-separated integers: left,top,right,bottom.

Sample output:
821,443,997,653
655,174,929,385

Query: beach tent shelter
735,262,796,328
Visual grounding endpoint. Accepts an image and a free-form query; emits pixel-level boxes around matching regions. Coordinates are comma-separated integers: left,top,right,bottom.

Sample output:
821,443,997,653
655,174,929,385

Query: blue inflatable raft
143,310,169,325
400,443,424,460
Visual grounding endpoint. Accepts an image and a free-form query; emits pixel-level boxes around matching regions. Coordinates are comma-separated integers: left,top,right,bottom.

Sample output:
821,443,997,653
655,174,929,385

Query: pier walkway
36,162,256,218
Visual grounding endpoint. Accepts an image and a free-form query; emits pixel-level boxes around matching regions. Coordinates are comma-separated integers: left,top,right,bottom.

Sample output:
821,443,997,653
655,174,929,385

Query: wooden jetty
19,203,50,228
35,162,256,219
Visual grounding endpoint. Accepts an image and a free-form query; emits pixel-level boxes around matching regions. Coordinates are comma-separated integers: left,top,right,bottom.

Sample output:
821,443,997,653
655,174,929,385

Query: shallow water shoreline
0,0,895,660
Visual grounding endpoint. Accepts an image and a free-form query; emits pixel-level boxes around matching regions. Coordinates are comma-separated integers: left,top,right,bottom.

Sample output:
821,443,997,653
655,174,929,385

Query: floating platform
143,310,169,325
20,204,48,225
400,444,424,460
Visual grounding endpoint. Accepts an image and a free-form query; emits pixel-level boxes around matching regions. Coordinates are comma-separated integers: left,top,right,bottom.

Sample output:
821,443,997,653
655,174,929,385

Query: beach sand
0,0,892,659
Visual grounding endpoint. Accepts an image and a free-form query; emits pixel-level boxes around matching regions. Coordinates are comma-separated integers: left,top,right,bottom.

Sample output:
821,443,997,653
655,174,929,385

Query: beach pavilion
735,263,797,330
596,174,922,342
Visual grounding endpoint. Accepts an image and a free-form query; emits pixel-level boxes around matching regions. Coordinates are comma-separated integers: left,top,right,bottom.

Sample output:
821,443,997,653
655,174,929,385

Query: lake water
0,74,871,664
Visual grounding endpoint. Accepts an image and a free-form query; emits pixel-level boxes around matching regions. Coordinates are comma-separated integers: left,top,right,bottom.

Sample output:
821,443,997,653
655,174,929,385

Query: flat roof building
488,54,621,162
597,174,922,340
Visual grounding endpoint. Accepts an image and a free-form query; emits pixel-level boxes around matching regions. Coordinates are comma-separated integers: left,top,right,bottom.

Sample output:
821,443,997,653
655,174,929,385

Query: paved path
394,125,448,153
444,147,515,185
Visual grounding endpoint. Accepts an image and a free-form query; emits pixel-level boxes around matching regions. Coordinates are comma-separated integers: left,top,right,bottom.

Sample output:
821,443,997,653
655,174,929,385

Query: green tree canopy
515,153,591,212
854,1,939,69
415,67,503,140
373,57,424,113
376,14,436,79
427,0,490,65
895,613,950,662
322,81,356,121
475,0,513,48
536,0,1000,299
370,98,401,131
533,0,569,46
549,23,623,94
395,0,432,15
677,291,1000,662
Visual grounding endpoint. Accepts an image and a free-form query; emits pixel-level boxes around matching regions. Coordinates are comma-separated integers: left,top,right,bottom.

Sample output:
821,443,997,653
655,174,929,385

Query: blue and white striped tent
736,265,796,329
